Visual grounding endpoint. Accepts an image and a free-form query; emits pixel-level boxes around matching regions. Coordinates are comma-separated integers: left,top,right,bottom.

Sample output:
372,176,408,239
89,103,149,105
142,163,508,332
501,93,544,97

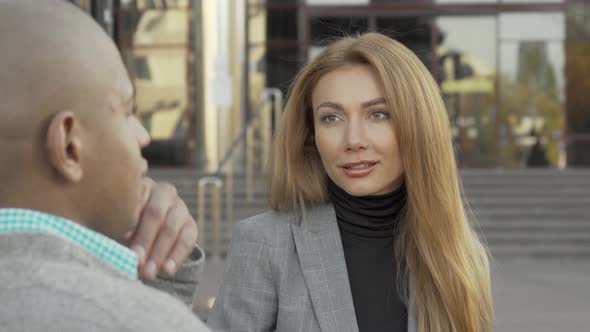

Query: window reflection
310,16,369,46
566,0,590,150
498,12,565,167
436,16,497,167
567,1,590,41
118,1,192,165
378,16,433,67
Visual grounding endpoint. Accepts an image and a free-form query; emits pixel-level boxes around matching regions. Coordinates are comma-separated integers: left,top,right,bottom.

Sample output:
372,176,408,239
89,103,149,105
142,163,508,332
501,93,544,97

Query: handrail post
265,88,283,134
246,125,254,203
197,176,224,258
262,101,271,168
225,162,235,225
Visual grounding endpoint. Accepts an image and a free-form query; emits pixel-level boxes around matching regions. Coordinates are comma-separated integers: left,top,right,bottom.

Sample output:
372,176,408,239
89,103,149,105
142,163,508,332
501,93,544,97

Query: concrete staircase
462,169,590,258
149,168,590,259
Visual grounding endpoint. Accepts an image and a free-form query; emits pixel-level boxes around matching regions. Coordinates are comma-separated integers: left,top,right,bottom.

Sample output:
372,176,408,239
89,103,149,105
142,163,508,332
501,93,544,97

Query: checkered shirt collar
0,208,138,279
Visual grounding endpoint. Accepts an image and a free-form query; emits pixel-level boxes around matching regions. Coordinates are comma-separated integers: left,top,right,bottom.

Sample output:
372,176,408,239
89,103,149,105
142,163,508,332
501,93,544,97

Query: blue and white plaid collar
0,208,138,279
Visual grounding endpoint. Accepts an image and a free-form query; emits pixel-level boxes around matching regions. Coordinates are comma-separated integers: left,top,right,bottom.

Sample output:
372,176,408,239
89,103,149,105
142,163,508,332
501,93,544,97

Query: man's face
82,67,150,242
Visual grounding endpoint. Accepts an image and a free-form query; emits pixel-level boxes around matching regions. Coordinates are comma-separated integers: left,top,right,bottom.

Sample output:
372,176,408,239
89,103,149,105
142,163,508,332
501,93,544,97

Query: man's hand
126,177,198,280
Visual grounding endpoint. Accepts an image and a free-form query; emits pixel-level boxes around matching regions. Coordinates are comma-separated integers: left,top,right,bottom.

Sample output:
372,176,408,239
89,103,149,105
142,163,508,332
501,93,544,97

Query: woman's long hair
269,33,493,332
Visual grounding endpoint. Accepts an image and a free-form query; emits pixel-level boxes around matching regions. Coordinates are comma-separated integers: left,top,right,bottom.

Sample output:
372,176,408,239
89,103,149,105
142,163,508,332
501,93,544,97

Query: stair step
483,231,590,243
488,244,590,258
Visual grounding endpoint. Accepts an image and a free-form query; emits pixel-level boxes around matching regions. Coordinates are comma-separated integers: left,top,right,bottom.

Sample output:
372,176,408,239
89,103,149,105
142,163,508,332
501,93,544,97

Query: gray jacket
0,233,210,332
208,204,417,332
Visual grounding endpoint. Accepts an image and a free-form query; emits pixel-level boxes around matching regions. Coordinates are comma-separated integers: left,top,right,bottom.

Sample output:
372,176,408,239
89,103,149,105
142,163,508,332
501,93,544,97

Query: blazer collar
291,203,418,332
292,203,359,332
296,203,337,234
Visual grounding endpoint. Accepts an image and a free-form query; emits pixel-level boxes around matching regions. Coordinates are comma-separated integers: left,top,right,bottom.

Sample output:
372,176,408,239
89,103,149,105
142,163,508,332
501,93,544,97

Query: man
0,0,208,330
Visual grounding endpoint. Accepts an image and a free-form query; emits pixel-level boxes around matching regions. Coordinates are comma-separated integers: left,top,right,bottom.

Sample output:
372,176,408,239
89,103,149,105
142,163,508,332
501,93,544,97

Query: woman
208,33,493,332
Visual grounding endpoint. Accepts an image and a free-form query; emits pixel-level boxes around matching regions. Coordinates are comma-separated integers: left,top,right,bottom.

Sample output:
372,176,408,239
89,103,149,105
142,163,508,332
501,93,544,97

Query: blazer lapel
292,204,359,332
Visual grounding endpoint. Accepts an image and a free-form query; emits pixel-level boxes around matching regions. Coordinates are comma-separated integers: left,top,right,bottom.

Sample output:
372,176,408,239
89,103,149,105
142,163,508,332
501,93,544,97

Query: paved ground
194,257,590,331
492,258,590,332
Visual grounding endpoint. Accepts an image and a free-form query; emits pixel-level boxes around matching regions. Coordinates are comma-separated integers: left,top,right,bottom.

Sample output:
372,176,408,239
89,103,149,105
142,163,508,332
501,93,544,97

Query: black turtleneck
327,179,408,332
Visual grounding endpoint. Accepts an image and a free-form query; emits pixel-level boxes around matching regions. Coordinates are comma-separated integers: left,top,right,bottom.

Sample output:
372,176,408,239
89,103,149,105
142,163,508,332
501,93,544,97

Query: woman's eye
370,111,390,119
321,115,340,123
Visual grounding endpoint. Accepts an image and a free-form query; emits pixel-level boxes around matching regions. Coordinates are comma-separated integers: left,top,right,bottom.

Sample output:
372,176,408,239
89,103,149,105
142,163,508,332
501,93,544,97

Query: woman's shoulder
233,204,334,241
236,209,300,233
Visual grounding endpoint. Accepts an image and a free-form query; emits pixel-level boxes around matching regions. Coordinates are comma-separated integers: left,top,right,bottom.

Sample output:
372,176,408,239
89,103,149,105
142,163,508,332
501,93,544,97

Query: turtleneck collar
327,178,407,238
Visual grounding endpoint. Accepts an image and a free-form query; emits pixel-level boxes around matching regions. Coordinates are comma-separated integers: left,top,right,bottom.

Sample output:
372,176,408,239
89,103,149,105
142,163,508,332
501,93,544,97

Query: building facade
70,0,590,168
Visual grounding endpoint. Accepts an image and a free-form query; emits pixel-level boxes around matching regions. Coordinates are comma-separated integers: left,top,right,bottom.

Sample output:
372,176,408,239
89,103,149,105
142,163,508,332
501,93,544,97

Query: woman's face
311,64,404,196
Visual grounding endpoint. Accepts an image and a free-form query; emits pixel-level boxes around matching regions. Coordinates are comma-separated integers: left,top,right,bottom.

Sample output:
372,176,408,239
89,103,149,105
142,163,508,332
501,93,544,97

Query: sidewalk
194,257,590,331
492,258,590,332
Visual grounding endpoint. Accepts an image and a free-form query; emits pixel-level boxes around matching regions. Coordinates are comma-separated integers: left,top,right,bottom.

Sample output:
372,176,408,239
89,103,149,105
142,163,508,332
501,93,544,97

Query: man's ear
46,111,84,183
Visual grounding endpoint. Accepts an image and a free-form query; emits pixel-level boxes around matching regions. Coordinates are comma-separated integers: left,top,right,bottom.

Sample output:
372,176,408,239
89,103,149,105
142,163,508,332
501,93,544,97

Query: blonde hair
269,33,493,332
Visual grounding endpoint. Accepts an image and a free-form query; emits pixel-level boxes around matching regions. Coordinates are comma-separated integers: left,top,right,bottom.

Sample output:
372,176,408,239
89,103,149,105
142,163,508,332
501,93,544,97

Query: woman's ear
46,111,84,183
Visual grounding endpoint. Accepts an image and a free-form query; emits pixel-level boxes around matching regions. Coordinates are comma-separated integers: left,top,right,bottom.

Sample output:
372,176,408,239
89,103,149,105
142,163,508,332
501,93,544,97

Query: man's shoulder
0,252,208,331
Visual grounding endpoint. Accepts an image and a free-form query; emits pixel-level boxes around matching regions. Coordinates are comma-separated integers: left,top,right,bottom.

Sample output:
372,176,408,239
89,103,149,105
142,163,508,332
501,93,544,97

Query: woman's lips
340,161,378,178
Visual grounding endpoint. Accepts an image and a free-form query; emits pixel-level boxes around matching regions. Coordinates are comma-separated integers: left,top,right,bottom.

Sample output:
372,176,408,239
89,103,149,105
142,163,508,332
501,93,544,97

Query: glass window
567,1,590,41
307,0,369,5
310,16,369,47
377,17,433,67
501,0,562,3
136,0,189,10
134,56,152,80
498,12,565,167
567,141,590,166
436,16,497,167
267,47,304,94
267,9,298,40
566,43,590,135
372,0,433,2
435,0,497,3
500,12,564,41
117,4,192,164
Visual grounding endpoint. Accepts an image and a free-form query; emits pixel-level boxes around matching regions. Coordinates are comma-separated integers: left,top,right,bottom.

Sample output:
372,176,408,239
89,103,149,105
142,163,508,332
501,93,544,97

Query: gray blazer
208,204,417,332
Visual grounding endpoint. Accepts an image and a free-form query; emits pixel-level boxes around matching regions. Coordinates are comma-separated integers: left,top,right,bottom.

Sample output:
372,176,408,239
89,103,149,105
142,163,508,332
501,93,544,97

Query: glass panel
436,16,497,167
500,12,564,40
307,0,370,5
566,0,590,151
118,5,191,164
567,1,590,41
565,43,590,135
501,0,562,3
267,9,298,40
435,0,497,3
377,17,433,67
372,0,434,2
267,47,303,94
310,16,369,46
567,141,590,166
498,12,565,167
136,0,189,9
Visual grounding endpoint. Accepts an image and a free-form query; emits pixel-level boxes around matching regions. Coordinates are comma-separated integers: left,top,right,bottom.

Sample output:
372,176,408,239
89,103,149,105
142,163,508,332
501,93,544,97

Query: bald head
0,0,144,228
0,0,127,138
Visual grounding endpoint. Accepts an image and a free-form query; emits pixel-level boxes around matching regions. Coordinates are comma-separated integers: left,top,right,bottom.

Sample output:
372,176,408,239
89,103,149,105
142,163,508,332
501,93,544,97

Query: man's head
0,0,150,242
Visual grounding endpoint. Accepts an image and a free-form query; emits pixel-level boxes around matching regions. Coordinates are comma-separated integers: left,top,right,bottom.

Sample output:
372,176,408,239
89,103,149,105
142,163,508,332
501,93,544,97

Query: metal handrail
216,88,282,171
197,88,283,257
